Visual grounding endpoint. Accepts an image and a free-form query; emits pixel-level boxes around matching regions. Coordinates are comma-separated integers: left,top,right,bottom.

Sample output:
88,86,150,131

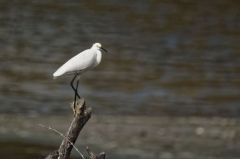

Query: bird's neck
96,50,102,65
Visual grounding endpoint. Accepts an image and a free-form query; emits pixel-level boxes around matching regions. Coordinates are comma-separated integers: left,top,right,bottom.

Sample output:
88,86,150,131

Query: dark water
0,0,240,116
0,0,240,158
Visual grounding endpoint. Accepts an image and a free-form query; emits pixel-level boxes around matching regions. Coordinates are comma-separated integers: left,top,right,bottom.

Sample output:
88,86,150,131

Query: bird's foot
71,101,77,116
71,98,85,117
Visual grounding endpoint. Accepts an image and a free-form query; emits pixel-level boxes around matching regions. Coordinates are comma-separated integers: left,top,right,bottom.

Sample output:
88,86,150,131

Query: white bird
53,42,108,108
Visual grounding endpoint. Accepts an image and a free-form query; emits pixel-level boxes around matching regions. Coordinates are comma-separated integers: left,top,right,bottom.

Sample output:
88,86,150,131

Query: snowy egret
53,42,108,108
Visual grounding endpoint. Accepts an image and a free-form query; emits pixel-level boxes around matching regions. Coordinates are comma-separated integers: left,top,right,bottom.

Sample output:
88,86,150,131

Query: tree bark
45,98,106,159
58,98,91,159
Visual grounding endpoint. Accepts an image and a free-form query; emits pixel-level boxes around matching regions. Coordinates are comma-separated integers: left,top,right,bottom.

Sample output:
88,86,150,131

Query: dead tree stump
45,98,106,159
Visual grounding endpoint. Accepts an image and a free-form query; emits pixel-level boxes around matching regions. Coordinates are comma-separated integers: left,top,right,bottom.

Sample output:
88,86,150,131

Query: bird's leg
70,74,82,115
70,74,78,93
75,79,80,99
72,79,81,116
70,74,81,98
71,74,78,111
74,79,79,112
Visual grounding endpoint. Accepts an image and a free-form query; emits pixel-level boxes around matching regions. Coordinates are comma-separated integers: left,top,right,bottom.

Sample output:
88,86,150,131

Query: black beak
101,47,108,53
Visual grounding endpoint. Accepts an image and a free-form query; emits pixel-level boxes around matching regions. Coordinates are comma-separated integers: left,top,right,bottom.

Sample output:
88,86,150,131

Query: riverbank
0,114,239,159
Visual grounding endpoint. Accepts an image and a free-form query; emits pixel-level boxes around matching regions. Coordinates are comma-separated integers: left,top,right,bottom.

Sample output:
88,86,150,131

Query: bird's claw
71,101,77,116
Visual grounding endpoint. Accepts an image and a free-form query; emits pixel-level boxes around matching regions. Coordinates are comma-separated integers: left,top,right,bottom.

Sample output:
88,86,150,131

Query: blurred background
0,0,240,159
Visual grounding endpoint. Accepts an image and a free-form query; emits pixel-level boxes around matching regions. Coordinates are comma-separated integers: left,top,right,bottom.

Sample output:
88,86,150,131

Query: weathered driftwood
86,147,106,159
45,98,106,159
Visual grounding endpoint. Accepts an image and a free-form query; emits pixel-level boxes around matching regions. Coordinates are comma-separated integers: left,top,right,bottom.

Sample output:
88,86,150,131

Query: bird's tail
53,68,65,78
53,75,58,79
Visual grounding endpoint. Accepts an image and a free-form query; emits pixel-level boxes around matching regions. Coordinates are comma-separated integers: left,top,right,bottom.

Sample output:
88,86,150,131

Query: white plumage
53,42,108,109
53,43,105,77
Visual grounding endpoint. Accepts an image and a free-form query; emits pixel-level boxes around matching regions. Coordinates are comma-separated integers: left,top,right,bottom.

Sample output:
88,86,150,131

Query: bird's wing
53,49,96,77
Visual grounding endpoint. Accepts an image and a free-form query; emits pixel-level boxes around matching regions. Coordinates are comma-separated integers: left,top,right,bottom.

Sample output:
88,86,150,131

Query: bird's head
92,42,108,53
